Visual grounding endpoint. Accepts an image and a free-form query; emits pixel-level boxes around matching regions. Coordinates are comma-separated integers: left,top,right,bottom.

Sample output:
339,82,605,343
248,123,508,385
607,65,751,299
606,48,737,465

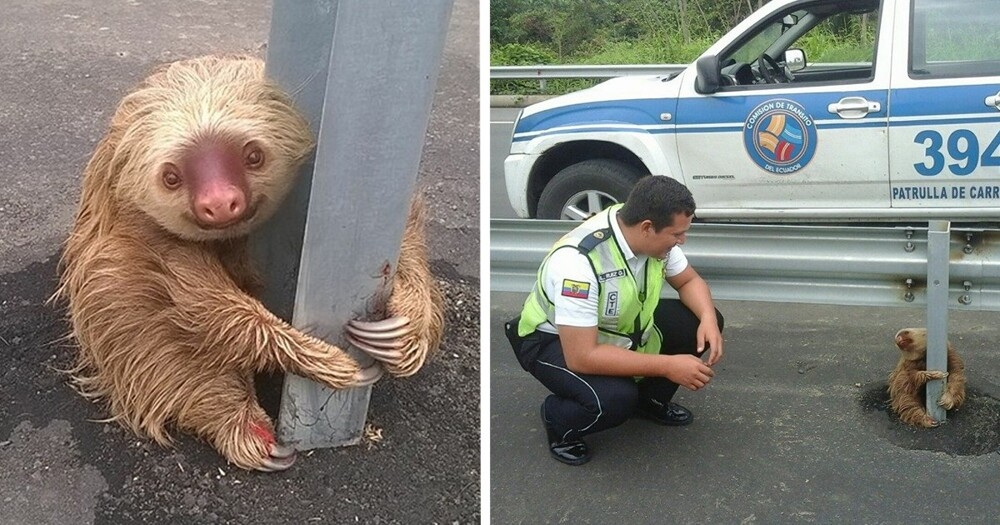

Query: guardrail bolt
964,233,974,254
904,228,915,252
959,280,973,305
904,278,915,302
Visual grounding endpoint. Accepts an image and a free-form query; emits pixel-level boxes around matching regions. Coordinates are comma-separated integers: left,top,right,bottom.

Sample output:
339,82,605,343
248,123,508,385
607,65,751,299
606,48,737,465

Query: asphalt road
491,291,1000,524
0,1,479,524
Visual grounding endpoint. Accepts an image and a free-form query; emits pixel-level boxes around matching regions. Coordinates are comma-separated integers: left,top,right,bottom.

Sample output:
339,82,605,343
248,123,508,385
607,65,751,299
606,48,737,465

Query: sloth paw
938,392,958,410
345,316,412,365
354,361,385,386
246,422,296,472
257,442,296,472
926,370,948,380
919,414,940,428
346,315,436,377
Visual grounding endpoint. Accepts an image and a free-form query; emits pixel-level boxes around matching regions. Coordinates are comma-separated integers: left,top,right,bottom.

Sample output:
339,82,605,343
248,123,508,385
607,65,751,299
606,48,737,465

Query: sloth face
111,56,315,241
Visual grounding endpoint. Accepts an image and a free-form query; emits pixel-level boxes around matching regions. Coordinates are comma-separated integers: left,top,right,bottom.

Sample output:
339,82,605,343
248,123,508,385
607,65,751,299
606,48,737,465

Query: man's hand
696,319,724,366
663,354,715,390
668,265,724,367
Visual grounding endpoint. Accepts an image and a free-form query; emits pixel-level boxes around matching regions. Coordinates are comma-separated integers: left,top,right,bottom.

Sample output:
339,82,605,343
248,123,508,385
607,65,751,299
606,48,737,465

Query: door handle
985,92,1000,109
827,97,881,119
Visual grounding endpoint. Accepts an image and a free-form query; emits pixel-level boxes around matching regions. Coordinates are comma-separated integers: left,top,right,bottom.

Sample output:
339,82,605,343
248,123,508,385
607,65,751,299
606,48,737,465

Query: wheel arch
526,140,653,218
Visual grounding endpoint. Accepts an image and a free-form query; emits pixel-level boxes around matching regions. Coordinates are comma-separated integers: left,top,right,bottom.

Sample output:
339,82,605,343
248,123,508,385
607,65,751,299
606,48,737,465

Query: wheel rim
560,190,619,220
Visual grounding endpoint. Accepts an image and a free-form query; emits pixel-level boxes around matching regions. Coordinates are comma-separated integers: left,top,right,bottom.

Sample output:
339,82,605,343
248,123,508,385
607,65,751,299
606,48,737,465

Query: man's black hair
618,176,696,231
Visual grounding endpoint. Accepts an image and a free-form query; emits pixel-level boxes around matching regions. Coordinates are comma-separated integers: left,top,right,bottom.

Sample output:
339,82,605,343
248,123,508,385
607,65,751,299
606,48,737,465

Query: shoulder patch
577,228,612,253
561,279,590,299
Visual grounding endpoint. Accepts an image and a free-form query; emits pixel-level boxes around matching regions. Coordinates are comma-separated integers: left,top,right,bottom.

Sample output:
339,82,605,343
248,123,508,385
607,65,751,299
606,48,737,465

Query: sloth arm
160,245,379,388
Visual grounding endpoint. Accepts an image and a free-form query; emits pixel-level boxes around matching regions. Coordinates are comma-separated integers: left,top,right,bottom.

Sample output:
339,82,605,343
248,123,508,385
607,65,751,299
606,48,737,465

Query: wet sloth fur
54,55,444,471
889,328,966,428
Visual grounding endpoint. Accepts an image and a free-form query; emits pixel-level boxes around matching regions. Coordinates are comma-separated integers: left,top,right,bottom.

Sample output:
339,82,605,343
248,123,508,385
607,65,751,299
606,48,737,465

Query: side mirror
781,14,799,31
694,55,721,94
784,48,806,72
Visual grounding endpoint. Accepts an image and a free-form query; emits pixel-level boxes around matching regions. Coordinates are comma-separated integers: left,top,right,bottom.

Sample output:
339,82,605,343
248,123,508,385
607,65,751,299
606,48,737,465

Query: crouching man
505,176,724,465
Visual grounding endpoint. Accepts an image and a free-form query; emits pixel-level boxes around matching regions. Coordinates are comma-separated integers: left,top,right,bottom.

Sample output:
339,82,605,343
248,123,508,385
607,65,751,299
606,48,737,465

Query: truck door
674,0,891,220
888,0,1000,216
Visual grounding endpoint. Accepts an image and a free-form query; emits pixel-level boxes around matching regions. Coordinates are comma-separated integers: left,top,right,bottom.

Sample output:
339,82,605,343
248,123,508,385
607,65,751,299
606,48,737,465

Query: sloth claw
346,317,413,341
347,316,410,334
350,337,404,350
269,443,295,459
257,455,295,472
254,444,296,472
347,334,405,361
346,316,413,366
354,362,384,386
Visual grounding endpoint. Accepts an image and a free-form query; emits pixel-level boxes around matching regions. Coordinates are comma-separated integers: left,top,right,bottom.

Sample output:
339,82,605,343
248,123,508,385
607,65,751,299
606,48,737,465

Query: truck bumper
503,153,537,218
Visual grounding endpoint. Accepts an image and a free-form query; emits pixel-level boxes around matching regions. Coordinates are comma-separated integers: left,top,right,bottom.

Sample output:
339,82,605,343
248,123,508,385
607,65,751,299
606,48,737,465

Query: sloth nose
183,142,251,228
194,186,247,226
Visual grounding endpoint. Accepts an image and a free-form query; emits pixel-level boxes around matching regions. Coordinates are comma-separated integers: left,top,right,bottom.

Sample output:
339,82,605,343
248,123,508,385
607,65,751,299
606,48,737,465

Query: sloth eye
245,144,264,169
162,166,182,190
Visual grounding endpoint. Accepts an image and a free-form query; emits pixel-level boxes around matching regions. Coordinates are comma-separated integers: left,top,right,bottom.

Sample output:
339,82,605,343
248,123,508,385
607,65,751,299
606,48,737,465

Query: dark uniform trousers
508,299,724,443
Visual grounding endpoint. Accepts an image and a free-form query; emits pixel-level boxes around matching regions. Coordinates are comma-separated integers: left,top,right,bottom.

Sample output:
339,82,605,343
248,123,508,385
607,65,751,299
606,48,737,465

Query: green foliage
491,42,556,65
489,0,890,94
490,0,753,95
796,29,873,63
490,43,563,95
581,34,719,65
794,13,877,63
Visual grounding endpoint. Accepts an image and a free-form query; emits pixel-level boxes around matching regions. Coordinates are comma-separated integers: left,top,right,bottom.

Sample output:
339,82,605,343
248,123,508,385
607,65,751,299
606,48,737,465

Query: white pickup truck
504,0,1000,222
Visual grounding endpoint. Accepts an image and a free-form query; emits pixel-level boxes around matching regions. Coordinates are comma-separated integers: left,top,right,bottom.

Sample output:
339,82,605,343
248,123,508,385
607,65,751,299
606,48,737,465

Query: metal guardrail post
925,220,950,423
255,0,453,450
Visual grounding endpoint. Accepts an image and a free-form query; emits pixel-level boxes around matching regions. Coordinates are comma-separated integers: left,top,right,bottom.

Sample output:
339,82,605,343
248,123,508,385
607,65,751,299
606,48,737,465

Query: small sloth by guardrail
52,54,443,472
889,328,966,428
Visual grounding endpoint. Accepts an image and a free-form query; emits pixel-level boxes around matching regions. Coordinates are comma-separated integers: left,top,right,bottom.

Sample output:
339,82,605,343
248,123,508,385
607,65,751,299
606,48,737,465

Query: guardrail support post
925,220,950,423
254,0,453,450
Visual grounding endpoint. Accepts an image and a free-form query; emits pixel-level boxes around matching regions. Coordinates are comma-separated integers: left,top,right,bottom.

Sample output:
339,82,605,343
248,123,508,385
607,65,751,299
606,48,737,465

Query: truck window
796,11,876,64
910,0,1000,79
719,1,880,87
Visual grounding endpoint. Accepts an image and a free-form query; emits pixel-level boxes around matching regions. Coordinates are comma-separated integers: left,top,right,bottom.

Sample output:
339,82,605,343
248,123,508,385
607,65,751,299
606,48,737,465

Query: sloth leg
939,351,966,410
893,393,938,428
890,370,939,428
346,195,444,377
939,371,966,410
175,371,296,472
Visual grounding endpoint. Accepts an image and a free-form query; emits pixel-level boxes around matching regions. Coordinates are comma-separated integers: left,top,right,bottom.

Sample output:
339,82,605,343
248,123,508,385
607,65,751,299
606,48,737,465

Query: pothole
860,381,1000,456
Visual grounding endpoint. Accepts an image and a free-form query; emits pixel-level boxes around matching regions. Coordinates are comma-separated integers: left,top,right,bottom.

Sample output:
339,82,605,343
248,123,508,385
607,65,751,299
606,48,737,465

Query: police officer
505,176,724,465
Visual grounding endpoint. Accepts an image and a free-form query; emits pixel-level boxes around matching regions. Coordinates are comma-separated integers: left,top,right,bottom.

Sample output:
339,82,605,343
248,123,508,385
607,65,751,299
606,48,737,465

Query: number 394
914,129,1000,176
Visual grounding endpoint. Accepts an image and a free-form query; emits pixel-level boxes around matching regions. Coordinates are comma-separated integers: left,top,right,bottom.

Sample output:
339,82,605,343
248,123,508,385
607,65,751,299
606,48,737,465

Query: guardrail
490,64,687,95
490,64,686,79
492,218,1000,422
491,219,1000,311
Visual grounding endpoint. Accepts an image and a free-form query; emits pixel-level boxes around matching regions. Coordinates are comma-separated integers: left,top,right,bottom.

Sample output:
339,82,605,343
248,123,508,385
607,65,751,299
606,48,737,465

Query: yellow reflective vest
517,205,663,355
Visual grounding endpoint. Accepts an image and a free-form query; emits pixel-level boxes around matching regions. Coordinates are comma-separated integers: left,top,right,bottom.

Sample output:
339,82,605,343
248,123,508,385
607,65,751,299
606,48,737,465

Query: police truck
503,0,1000,223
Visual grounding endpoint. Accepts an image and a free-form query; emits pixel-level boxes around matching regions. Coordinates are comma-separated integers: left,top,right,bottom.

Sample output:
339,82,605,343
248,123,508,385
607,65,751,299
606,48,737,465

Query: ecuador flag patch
561,279,590,299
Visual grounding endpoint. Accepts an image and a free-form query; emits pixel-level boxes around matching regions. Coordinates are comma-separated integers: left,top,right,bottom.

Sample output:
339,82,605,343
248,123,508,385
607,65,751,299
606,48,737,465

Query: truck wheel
536,160,645,220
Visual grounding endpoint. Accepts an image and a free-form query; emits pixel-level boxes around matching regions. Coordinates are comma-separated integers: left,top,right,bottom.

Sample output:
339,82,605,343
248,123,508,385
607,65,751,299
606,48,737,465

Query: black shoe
540,403,590,466
638,399,693,426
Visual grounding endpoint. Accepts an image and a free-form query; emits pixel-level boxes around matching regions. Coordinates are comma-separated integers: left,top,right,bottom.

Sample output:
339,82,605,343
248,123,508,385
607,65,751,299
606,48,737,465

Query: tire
536,159,645,220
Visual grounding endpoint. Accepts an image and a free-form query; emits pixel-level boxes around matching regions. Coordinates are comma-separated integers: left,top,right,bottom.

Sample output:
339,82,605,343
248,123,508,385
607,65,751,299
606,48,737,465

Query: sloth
888,328,966,428
54,54,443,471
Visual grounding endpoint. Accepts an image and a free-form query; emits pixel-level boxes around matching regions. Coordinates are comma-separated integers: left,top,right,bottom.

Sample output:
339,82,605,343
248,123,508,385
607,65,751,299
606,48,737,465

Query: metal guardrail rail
490,64,688,98
491,219,1000,312
490,64,686,80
